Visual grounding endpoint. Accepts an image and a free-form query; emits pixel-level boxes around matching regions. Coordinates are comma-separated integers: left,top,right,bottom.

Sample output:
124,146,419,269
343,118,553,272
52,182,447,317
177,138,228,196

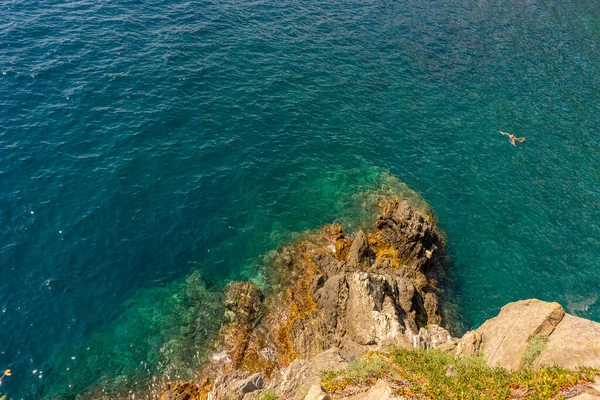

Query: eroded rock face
175,199,447,399
269,348,347,399
454,330,482,356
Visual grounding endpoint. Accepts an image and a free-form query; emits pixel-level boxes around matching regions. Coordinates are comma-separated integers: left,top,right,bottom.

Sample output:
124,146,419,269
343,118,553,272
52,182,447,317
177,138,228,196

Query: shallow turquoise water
1,0,600,397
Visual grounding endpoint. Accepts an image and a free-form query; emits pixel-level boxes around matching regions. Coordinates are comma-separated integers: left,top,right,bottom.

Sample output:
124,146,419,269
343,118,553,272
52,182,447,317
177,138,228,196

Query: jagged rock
160,381,203,400
454,331,482,356
423,292,442,325
313,274,349,336
375,200,441,274
475,299,565,370
270,348,347,399
313,271,417,351
207,372,266,400
343,379,402,400
393,276,415,315
312,251,347,277
211,282,264,372
535,314,600,369
346,273,404,346
413,325,453,349
304,384,331,400
169,199,446,396
347,230,371,269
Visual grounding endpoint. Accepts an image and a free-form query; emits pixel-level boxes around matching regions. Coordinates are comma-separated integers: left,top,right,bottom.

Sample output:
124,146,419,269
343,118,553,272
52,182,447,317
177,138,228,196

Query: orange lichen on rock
159,381,208,400
367,230,402,269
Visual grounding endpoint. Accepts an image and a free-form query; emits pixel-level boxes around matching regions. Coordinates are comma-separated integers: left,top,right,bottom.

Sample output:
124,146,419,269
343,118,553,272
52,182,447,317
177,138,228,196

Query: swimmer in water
500,131,525,146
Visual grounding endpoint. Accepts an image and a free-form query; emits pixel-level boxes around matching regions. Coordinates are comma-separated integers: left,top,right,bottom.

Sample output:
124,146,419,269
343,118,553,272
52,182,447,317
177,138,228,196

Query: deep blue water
2,0,600,397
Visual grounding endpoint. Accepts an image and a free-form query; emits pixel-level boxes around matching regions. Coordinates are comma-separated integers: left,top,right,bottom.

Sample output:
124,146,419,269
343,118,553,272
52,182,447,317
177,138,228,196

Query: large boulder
465,299,600,371
475,299,564,370
535,314,600,369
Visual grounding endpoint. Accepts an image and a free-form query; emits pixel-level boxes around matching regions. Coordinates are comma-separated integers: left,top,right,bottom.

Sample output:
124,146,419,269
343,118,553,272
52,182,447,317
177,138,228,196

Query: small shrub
345,356,390,385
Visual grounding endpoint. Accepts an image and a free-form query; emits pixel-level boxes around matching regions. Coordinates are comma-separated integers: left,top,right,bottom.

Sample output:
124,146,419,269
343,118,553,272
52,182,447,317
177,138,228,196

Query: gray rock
208,372,266,400
375,200,441,274
270,348,347,399
413,325,452,350
454,330,482,356
347,230,371,269
345,273,404,346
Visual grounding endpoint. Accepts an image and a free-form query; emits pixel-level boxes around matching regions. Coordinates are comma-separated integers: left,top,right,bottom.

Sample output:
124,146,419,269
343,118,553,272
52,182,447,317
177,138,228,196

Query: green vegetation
256,389,277,400
522,334,550,367
321,348,599,399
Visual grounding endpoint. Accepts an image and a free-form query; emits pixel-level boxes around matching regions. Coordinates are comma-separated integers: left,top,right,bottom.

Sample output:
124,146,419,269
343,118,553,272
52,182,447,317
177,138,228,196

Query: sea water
1,0,600,397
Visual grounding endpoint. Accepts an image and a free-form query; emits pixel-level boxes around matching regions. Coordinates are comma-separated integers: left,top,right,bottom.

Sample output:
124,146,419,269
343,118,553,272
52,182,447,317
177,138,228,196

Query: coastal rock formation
157,198,600,400
342,379,399,400
171,198,446,399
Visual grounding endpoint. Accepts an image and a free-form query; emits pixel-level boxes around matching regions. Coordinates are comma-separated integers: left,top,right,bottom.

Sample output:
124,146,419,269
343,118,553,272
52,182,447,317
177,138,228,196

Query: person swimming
500,131,525,146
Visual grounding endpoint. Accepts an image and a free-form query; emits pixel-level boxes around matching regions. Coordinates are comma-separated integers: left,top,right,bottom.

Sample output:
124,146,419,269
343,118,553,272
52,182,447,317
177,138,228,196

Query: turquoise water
2,0,600,397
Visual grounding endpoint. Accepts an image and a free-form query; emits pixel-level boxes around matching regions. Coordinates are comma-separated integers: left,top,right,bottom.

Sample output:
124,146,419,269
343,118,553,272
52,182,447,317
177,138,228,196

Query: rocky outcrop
471,299,565,370
172,199,447,400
